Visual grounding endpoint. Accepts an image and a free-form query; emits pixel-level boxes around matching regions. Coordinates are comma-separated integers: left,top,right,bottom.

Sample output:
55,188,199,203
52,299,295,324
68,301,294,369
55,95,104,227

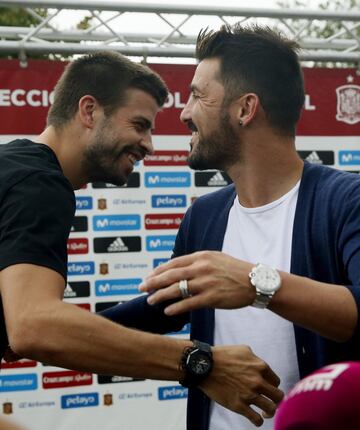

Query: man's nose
180,97,192,124
141,133,154,155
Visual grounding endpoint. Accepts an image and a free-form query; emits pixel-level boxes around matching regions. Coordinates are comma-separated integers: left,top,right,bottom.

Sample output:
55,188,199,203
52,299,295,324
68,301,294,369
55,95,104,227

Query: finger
164,293,211,315
140,267,193,292
147,283,181,305
146,254,198,277
238,405,264,428
252,395,277,418
262,364,281,387
260,381,284,404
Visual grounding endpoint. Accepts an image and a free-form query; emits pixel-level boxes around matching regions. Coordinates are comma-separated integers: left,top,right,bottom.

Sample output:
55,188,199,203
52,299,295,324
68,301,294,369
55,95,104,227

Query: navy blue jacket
101,162,360,430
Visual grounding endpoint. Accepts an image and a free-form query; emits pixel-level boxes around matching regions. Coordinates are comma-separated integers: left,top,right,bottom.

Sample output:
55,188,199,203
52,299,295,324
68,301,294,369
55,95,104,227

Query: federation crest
3,402,13,414
335,84,360,125
103,393,113,406
99,262,109,275
98,198,107,210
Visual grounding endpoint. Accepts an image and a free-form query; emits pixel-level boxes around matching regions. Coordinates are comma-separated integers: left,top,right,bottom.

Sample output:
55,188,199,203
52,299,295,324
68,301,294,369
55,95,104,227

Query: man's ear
78,95,98,129
235,93,260,127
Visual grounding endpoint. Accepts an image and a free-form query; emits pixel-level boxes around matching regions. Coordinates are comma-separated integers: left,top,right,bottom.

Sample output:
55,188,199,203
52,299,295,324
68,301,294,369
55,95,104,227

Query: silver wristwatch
249,263,281,309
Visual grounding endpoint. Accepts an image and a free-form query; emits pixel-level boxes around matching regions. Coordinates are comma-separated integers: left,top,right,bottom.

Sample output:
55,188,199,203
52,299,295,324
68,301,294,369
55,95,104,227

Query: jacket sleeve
98,296,189,334
97,207,193,333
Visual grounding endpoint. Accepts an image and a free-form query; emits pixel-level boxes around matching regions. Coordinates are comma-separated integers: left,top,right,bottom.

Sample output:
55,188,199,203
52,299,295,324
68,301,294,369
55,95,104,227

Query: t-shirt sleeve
0,171,75,281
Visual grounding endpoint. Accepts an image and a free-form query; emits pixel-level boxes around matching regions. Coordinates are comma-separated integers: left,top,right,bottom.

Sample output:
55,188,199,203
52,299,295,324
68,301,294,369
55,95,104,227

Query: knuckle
250,376,263,391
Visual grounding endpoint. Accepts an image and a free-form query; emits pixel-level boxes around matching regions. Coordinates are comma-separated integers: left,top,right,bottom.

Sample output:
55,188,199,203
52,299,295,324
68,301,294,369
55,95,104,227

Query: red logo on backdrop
336,83,360,125
42,370,92,389
145,214,184,230
1,359,37,369
144,150,189,166
67,238,89,254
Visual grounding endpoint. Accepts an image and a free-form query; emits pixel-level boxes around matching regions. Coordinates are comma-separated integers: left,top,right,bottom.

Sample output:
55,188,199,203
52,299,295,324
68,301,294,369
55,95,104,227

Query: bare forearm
12,301,190,380
269,272,358,342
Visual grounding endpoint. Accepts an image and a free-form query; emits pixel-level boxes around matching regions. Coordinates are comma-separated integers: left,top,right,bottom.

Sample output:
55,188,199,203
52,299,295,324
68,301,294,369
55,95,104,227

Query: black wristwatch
179,340,213,388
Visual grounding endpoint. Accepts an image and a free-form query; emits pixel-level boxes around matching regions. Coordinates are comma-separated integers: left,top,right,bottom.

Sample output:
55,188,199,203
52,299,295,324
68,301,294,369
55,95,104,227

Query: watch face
251,265,281,293
187,351,212,376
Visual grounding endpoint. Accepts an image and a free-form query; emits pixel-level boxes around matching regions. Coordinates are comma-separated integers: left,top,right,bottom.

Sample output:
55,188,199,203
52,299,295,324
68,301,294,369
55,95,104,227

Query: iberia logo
335,75,360,125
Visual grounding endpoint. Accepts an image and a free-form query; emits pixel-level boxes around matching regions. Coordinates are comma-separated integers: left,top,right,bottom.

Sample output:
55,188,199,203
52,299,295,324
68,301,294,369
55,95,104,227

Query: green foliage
0,7,48,59
0,7,47,27
77,15,93,30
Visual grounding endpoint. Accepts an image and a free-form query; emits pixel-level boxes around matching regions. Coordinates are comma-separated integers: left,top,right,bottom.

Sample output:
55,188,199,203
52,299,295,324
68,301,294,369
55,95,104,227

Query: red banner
0,60,359,136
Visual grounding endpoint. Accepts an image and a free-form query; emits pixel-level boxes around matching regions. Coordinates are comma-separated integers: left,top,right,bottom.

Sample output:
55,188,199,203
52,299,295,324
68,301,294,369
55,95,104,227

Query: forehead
117,88,160,119
191,58,223,93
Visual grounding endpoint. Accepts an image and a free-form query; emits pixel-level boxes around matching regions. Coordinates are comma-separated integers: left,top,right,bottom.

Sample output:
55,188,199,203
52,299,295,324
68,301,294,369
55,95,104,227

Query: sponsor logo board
151,194,187,208
67,262,95,276
144,150,189,166
93,236,141,253
95,279,142,296
1,359,37,369
339,151,360,165
194,171,232,187
76,196,93,211
146,235,176,252
42,371,92,389
158,385,188,400
0,374,37,392
112,197,146,207
93,215,141,231
145,172,191,188
71,216,88,232
145,214,184,230
18,400,56,410
97,375,145,384
64,281,90,298
67,238,89,254
298,150,334,165
61,393,99,409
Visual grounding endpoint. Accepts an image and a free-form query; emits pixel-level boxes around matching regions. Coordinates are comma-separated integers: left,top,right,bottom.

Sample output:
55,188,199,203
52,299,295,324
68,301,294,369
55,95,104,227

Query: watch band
179,340,213,388
252,291,274,308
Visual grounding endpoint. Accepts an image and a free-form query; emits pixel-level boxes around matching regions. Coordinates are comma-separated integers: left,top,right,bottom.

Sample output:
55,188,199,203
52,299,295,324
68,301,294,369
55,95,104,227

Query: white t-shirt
209,182,301,430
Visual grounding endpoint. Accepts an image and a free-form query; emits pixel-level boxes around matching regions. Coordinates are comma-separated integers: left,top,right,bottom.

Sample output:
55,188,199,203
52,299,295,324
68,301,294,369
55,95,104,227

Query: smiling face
180,58,241,171
82,88,159,185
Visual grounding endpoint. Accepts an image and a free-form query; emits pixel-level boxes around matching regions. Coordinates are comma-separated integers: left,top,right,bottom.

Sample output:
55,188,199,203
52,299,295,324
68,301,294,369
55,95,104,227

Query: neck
227,132,304,208
36,124,87,190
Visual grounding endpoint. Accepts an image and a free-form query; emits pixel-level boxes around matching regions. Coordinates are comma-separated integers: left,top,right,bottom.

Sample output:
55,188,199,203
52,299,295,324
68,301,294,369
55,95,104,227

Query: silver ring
179,279,191,299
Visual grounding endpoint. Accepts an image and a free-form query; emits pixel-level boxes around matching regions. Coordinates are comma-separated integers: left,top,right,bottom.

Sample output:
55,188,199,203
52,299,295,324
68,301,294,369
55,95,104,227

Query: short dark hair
196,24,305,136
47,51,168,128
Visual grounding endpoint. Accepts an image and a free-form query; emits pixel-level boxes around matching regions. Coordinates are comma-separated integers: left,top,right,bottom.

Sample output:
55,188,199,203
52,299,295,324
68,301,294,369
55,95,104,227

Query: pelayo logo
67,262,95,276
151,194,187,208
61,393,99,409
158,385,188,400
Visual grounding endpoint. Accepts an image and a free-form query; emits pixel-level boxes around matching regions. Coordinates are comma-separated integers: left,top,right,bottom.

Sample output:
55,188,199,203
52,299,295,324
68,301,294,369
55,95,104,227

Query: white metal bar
0,40,358,62
0,1,359,21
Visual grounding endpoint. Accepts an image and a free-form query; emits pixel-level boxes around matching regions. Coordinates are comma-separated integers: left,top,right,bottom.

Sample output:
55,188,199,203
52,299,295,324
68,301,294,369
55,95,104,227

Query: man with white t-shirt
105,24,360,429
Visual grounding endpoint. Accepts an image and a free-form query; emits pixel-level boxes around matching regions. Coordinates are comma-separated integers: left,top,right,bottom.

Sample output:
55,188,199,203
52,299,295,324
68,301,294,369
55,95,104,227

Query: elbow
7,315,51,359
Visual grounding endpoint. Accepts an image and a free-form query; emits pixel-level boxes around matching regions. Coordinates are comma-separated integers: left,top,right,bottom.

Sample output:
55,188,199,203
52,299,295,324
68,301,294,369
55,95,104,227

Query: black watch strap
179,340,213,388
